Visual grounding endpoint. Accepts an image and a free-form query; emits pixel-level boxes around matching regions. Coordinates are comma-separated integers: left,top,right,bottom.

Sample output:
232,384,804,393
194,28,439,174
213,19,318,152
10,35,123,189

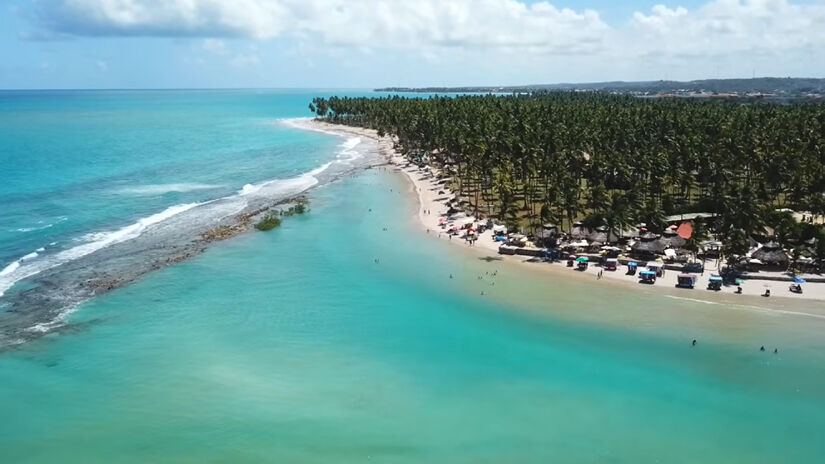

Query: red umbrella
677,222,693,240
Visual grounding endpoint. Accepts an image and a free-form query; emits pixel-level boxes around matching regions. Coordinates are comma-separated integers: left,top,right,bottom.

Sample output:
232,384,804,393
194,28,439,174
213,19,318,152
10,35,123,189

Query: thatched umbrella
752,242,789,266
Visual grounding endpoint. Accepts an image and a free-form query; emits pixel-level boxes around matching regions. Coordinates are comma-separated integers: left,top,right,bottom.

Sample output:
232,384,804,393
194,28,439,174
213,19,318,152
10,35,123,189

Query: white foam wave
238,170,323,198
0,202,200,297
338,136,363,163
0,261,20,277
14,217,67,233
116,183,224,196
16,224,52,233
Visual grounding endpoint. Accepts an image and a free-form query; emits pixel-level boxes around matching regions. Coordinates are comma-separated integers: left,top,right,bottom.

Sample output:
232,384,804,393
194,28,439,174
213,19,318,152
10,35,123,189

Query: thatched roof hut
752,242,789,267
632,239,667,256
658,230,687,249
588,230,620,245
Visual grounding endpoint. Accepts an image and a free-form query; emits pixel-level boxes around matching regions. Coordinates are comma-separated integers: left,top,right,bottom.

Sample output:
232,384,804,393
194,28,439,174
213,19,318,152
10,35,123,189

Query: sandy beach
292,118,825,311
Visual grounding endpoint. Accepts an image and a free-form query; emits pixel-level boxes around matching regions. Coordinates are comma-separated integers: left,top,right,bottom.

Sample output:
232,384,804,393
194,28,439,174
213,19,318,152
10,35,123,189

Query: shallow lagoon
2,166,825,463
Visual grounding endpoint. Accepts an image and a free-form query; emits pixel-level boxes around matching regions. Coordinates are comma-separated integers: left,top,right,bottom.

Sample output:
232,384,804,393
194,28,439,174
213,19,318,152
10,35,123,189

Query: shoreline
298,118,825,315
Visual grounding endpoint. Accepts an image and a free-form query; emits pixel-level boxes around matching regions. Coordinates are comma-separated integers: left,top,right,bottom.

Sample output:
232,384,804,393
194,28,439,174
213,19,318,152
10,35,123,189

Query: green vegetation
281,198,310,216
255,213,282,231
310,93,825,267
254,199,310,232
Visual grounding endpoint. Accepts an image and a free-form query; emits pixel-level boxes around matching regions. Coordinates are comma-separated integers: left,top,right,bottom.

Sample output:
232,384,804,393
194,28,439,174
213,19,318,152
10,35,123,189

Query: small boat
707,275,723,291
676,274,696,289
639,270,657,284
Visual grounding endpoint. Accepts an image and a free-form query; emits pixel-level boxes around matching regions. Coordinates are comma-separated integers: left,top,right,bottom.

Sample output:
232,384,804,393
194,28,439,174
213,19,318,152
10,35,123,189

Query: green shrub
255,213,282,231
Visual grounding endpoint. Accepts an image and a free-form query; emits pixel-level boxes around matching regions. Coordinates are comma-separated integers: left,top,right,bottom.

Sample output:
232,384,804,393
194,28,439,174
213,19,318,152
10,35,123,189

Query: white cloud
629,0,825,58
28,0,825,81
37,0,611,55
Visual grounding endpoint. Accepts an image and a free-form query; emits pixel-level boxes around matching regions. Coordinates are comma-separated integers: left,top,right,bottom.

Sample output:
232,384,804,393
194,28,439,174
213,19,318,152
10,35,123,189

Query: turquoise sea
2,90,825,463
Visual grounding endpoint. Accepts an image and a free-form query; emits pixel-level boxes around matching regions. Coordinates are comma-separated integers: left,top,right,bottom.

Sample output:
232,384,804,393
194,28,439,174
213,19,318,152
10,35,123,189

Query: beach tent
677,274,697,289
707,274,723,291
639,270,657,284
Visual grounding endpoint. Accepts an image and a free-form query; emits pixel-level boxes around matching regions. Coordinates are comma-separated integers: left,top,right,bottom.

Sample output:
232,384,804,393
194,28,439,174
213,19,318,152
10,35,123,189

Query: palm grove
310,93,825,267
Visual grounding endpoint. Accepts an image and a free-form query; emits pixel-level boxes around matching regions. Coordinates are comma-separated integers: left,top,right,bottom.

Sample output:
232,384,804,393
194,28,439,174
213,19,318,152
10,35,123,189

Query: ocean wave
338,137,363,162
0,202,200,297
238,170,323,197
116,183,224,196
14,217,67,233
0,157,347,299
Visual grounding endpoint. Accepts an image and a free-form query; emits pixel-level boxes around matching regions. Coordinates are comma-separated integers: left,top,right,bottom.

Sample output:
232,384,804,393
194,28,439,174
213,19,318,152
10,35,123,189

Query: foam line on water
116,183,224,196
0,202,200,297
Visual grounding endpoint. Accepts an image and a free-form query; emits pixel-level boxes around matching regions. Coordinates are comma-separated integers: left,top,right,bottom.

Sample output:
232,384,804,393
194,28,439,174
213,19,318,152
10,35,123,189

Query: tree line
309,92,825,265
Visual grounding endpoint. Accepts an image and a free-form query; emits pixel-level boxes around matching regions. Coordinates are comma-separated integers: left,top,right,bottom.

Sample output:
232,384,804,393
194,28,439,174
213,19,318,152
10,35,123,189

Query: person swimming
760,346,765,352
692,339,697,346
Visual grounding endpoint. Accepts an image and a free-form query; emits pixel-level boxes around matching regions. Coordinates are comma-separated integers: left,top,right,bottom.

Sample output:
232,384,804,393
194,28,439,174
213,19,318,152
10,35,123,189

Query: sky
1,0,824,89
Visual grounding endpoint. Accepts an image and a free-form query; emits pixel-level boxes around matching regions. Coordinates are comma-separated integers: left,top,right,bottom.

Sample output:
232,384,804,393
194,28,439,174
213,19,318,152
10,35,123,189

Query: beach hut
639,269,657,284
588,227,619,246
751,242,789,270
676,274,696,289
659,229,687,249
570,223,592,240
707,275,723,291
631,232,665,259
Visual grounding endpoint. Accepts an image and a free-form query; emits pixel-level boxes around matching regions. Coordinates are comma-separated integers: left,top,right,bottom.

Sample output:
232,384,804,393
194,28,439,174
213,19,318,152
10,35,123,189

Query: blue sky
1,0,824,89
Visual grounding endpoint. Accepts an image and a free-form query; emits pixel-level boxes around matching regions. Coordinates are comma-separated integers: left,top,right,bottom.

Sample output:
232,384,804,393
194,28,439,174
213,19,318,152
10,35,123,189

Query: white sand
294,119,825,308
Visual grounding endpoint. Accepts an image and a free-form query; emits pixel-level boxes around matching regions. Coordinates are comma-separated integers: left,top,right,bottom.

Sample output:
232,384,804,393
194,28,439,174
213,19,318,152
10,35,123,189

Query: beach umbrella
735,279,745,285
575,257,589,262
677,222,693,240
794,276,806,284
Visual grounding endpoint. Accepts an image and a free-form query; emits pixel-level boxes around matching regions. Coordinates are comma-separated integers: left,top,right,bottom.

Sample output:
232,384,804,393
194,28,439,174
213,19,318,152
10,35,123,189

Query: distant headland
376,77,825,98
